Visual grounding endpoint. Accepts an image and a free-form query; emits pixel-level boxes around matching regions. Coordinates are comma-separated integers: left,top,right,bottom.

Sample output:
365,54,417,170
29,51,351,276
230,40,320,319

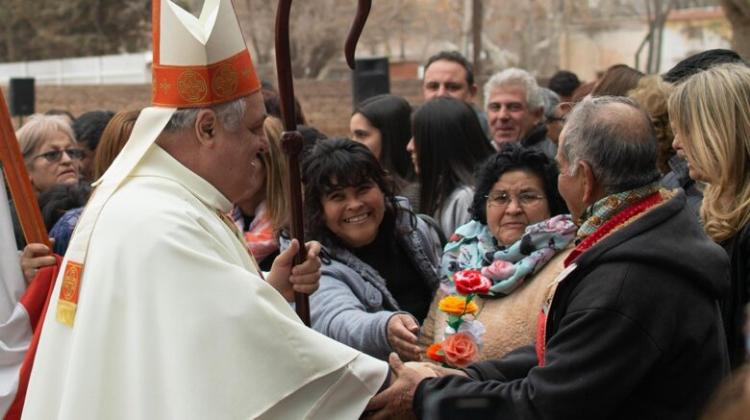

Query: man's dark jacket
520,123,556,161
415,191,730,420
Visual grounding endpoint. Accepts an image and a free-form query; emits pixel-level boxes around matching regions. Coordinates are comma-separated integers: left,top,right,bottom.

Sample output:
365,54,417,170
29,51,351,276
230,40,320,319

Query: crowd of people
4,1,750,417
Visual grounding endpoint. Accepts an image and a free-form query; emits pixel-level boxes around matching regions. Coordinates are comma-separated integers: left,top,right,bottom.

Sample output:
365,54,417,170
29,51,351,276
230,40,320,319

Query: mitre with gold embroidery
151,0,260,107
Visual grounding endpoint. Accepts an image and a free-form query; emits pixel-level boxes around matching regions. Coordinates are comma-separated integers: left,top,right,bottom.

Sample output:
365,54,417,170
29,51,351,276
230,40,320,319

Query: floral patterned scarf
441,214,577,297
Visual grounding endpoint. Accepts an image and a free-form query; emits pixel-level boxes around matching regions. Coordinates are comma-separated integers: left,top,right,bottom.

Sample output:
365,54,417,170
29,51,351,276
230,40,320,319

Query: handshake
363,353,467,420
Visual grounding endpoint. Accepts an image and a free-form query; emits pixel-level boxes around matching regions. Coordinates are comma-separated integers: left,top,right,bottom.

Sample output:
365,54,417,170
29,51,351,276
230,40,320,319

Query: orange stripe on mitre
152,0,161,65
151,50,260,108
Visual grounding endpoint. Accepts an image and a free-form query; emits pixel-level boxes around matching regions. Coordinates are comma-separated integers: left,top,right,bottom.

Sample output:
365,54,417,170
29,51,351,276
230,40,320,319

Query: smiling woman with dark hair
420,143,575,361
301,138,442,362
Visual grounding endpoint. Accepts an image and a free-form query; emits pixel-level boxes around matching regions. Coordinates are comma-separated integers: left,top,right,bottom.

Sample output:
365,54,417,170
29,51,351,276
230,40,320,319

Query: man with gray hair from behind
367,96,730,420
484,67,556,159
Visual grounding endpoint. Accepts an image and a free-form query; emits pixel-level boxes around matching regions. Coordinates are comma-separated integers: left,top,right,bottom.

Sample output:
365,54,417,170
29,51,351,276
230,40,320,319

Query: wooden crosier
274,0,371,326
0,89,50,248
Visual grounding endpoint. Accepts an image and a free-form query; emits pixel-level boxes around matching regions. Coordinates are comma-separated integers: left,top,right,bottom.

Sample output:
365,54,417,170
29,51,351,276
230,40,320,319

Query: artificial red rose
443,332,478,368
453,269,492,295
426,342,445,363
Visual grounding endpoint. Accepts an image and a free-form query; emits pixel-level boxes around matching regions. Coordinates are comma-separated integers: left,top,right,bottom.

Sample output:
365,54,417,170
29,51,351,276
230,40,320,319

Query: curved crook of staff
345,0,372,70
274,0,371,326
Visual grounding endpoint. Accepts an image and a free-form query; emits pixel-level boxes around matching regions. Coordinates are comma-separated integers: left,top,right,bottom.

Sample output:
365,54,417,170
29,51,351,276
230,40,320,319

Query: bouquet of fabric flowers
426,269,489,368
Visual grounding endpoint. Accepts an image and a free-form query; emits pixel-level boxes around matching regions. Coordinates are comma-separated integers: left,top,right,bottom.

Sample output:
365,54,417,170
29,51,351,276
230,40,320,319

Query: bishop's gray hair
562,96,660,194
163,97,247,133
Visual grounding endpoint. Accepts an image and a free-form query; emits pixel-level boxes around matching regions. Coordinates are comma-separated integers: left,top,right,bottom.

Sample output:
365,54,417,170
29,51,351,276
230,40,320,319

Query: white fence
0,52,152,85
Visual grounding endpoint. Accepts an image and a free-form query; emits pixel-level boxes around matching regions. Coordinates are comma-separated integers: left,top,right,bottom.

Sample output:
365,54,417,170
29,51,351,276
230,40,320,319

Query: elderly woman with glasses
17,114,83,194
10,115,83,250
420,143,576,366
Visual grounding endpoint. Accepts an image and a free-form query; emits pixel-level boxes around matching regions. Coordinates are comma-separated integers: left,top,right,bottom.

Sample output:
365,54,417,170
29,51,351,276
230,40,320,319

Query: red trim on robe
5,254,62,420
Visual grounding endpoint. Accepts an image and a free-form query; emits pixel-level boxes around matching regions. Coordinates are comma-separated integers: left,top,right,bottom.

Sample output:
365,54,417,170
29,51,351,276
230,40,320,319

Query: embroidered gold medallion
212,64,239,98
177,70,208,103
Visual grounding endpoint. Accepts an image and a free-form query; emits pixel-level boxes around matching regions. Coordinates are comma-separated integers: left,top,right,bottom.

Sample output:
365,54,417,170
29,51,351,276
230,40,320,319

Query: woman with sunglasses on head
301,138,442,362
420,144,576,364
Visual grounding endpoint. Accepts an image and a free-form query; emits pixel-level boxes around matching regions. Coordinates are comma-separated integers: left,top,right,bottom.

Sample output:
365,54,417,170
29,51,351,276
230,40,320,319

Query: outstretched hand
387,314,421,361
364,353,435,419
267,239,322,301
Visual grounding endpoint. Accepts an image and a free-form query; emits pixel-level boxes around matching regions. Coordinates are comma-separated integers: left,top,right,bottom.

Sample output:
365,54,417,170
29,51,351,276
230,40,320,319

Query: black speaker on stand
9,78,35,125
352,57,390,108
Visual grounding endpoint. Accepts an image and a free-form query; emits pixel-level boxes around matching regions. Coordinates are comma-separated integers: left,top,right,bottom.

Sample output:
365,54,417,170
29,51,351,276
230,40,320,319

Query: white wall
661,21,731,72
559,9,731,80
0,52,152,85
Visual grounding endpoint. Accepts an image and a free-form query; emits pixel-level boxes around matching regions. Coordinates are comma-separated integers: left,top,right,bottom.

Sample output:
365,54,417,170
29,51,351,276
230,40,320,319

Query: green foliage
0,0,151,62
446,314,463,331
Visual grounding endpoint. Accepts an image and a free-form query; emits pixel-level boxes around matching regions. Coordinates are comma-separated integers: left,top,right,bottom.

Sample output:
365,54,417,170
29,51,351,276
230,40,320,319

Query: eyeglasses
546,116,566,123
32,148,85,163
485,191,546,207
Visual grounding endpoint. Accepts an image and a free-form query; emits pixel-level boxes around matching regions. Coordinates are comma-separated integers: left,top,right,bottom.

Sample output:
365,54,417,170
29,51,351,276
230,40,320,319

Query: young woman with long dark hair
407,96,494,236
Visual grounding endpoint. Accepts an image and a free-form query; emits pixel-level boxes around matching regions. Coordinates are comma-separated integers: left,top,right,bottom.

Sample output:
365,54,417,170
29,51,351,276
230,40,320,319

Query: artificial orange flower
426,342,445,363
438,295,478,316
443,332,478,368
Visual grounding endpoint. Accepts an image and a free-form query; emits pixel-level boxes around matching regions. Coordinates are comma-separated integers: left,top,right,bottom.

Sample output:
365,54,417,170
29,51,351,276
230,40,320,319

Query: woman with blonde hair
669,63,750,369
258,116,289,232
231,116,289,270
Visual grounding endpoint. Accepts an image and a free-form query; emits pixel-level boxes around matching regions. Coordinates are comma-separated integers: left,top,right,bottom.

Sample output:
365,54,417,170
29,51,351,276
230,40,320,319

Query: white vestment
22,145,387,419
0,180,31,416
